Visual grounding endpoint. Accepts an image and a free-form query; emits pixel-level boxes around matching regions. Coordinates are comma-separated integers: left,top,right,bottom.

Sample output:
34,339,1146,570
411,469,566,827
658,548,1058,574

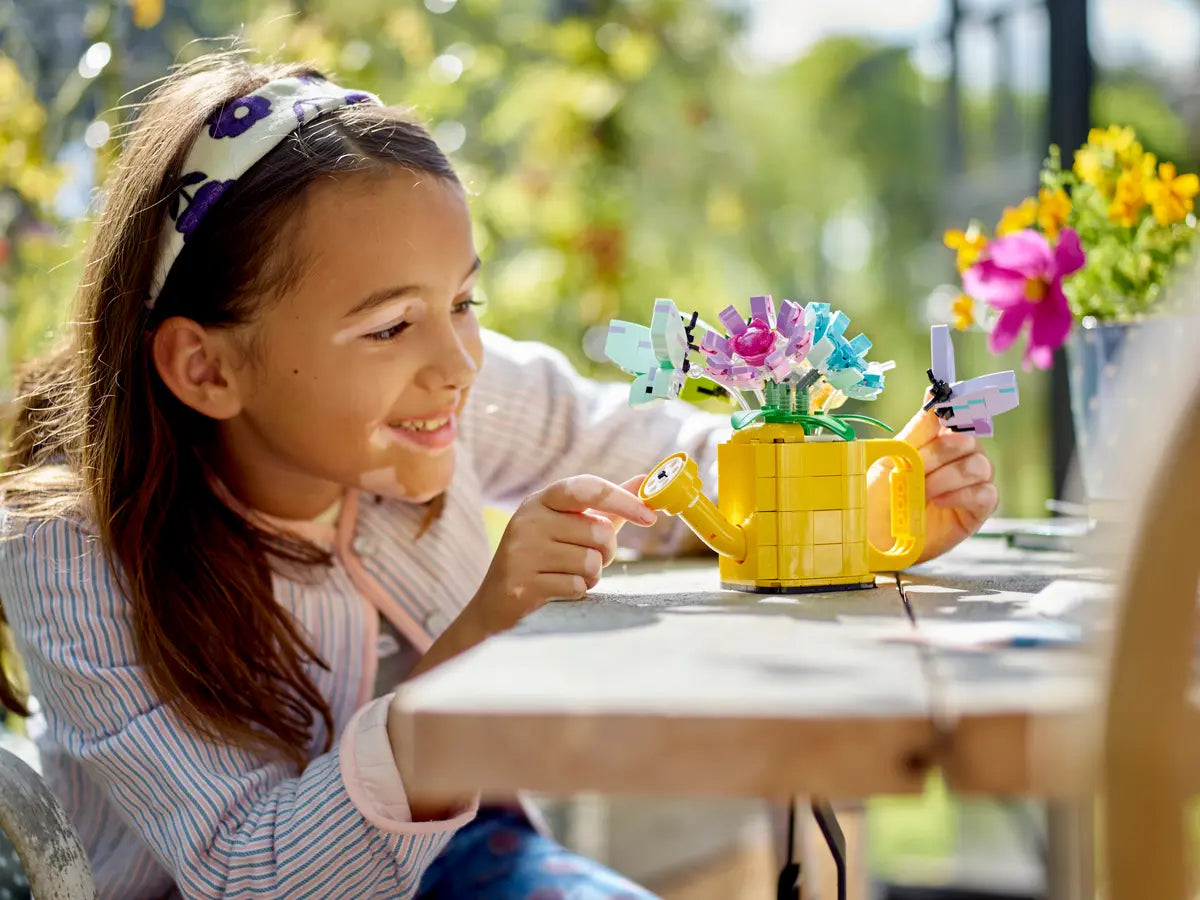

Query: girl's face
217,171,483,518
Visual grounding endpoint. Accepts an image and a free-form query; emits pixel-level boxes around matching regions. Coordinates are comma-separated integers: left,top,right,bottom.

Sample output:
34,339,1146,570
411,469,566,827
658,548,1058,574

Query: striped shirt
0,330,725,900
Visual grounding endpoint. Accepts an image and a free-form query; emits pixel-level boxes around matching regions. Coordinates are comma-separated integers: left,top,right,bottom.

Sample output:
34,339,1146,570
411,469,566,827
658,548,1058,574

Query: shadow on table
898,582,1028,623
515,589,910,637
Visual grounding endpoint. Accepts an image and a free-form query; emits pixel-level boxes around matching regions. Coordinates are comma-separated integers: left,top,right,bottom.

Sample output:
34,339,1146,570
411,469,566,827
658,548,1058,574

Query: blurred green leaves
2,0,1196,518
0,52,80,372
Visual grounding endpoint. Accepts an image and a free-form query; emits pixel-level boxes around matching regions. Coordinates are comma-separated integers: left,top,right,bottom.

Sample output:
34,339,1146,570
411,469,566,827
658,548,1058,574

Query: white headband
148,75,382,308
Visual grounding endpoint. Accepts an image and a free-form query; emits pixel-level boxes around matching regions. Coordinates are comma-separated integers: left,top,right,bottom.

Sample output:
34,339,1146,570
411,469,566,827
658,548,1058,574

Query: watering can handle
863,440,925,572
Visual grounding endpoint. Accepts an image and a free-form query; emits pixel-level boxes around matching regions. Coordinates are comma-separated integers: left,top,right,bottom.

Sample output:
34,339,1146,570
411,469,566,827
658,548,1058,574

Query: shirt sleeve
461,329,730,554
0,513,475,900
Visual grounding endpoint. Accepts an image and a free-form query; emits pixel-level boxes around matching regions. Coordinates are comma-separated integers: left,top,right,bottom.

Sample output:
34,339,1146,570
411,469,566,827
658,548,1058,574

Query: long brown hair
0,54,459,768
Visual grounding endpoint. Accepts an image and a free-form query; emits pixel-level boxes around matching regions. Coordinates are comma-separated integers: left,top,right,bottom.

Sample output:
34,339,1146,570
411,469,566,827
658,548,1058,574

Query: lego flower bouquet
604,295,924,591
603,295,1018,592
945,126,1198,369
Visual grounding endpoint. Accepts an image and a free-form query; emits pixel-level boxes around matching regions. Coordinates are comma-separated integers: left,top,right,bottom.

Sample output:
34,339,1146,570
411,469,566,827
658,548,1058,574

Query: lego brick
843,441,866,475
843,541,867,575
756,546,778,580
719,441,754,472
813,509,843,544
813,544,844,577
778,511,813,545
754,443,776,477
777,441,844,477
842,508,866,543
777,476,843,511
754,511,778,546
756,478,777,511
842,477,865,509
777,544,813,580
717,442,755,525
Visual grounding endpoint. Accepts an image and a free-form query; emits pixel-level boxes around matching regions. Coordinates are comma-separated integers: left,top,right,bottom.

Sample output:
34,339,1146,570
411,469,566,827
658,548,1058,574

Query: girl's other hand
469,474,655,635
868,407,999,564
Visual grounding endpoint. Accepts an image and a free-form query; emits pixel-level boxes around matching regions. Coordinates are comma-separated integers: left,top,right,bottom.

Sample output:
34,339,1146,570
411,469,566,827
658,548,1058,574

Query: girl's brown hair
0,54,458,767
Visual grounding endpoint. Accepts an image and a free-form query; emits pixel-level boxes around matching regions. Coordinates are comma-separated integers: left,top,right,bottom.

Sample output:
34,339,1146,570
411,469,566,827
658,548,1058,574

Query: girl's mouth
385,413,457,450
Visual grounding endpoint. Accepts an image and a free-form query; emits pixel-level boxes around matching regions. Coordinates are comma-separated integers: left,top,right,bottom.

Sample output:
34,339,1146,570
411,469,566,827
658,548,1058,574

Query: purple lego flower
206,95,272,138
748,295,775,328
783,327,812,361
174,178,234,239
717,304,748,336
763,348,791,383
728,317,777,366
699,330,731,359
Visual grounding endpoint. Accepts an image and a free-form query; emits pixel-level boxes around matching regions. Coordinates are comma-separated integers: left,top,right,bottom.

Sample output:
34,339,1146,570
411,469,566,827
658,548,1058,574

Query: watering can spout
638,452,747,562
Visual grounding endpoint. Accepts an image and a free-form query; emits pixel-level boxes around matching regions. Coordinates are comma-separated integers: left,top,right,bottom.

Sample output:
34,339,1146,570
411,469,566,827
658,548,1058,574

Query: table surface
392,534,1135,801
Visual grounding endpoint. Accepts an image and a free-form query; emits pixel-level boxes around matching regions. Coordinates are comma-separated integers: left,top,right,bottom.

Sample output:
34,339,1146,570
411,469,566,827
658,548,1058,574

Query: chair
1102,331,1200,898
0,744,96,900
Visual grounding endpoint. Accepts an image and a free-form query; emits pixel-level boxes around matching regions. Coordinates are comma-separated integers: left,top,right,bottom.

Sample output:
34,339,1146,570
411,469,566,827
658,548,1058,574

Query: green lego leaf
731,408,765,430
795,413,855,441
834,414,894,433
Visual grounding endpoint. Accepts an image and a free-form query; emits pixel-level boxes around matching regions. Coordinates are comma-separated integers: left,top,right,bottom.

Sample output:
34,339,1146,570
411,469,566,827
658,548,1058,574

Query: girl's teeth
398,418,449,432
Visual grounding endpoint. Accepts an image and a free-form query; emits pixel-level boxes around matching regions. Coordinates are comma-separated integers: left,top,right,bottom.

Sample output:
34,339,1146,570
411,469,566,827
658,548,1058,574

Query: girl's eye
367,321,411,341
453,297,484,315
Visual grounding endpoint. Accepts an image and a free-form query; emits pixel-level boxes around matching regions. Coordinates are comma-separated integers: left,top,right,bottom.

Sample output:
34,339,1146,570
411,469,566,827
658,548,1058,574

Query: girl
0,55,998,899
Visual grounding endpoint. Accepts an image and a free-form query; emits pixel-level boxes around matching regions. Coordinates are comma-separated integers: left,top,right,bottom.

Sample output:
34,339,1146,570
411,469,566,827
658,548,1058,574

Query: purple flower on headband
206,95,272,139
293,92,373,125
173,177,234,239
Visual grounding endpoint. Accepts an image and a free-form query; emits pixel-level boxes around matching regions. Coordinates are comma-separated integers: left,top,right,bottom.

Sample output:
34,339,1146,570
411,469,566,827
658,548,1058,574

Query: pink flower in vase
963,227,1085,370
728,317,777,366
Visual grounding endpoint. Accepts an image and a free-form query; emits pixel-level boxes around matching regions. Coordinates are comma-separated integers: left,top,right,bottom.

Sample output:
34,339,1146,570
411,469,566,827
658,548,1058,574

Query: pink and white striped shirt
0,330,724,900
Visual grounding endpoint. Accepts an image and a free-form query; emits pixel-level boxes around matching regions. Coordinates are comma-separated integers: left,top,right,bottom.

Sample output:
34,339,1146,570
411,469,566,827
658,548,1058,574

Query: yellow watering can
640,422,925,593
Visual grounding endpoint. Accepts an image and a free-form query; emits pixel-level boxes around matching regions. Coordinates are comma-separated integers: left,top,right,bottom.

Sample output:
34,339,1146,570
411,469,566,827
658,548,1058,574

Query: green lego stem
729,383,894,439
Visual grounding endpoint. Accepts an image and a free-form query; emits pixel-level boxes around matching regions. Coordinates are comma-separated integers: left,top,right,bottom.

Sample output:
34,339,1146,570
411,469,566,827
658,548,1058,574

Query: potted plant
943,125,1199,500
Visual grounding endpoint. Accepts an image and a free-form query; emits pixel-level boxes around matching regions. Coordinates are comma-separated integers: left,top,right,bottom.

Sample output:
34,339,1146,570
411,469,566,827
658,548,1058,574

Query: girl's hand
867,407,999,564
469,474,655,635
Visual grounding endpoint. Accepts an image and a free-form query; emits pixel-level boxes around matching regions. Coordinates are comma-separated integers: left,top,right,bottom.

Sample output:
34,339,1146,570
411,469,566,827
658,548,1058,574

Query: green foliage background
0,0,1196,514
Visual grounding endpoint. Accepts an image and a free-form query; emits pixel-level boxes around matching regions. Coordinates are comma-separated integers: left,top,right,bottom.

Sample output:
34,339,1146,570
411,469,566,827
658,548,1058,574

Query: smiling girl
0,55,999,899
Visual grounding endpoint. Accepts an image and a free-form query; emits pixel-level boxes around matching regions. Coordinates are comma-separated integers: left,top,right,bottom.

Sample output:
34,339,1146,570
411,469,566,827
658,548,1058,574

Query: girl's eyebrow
343,257,482,318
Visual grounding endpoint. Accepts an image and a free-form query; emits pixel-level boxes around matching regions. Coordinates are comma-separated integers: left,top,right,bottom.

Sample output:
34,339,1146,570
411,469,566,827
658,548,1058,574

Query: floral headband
148,75,381,309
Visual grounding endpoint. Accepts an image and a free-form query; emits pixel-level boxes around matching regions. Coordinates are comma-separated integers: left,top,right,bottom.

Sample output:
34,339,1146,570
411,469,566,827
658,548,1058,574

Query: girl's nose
416,318,478,392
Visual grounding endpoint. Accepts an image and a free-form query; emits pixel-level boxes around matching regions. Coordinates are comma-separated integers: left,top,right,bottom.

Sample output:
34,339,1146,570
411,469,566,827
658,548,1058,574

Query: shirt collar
209,477,354,549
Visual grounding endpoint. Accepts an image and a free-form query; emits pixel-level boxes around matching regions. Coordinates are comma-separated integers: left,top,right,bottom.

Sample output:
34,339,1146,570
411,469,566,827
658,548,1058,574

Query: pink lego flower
963,227,1085,370
728,317,776,366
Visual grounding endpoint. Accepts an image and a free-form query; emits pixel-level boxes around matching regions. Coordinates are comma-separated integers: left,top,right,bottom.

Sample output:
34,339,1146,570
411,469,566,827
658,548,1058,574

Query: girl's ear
152,317,245,420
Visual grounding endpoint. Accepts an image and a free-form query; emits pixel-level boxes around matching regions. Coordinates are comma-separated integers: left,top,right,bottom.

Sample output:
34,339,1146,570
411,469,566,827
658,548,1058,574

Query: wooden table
392,534,1116,897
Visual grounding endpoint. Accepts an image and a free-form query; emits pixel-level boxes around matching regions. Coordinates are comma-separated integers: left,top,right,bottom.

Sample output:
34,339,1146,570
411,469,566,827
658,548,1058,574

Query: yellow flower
943,224,987,273
1145,161,1200,225
1089,125,1141,166
997,197,1037,236
952,294,975,331
1072,145,1111,196
129,0,163,27
1036,187,1071,240
1108,154,1156,227
809,377,842,411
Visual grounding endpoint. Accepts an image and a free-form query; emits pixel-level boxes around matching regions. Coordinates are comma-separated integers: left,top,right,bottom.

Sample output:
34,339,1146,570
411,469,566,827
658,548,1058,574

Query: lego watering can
640,423,925,593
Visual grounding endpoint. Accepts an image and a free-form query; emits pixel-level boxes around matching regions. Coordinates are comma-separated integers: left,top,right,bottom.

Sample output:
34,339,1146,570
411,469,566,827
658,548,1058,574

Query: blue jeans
417,808,660,900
